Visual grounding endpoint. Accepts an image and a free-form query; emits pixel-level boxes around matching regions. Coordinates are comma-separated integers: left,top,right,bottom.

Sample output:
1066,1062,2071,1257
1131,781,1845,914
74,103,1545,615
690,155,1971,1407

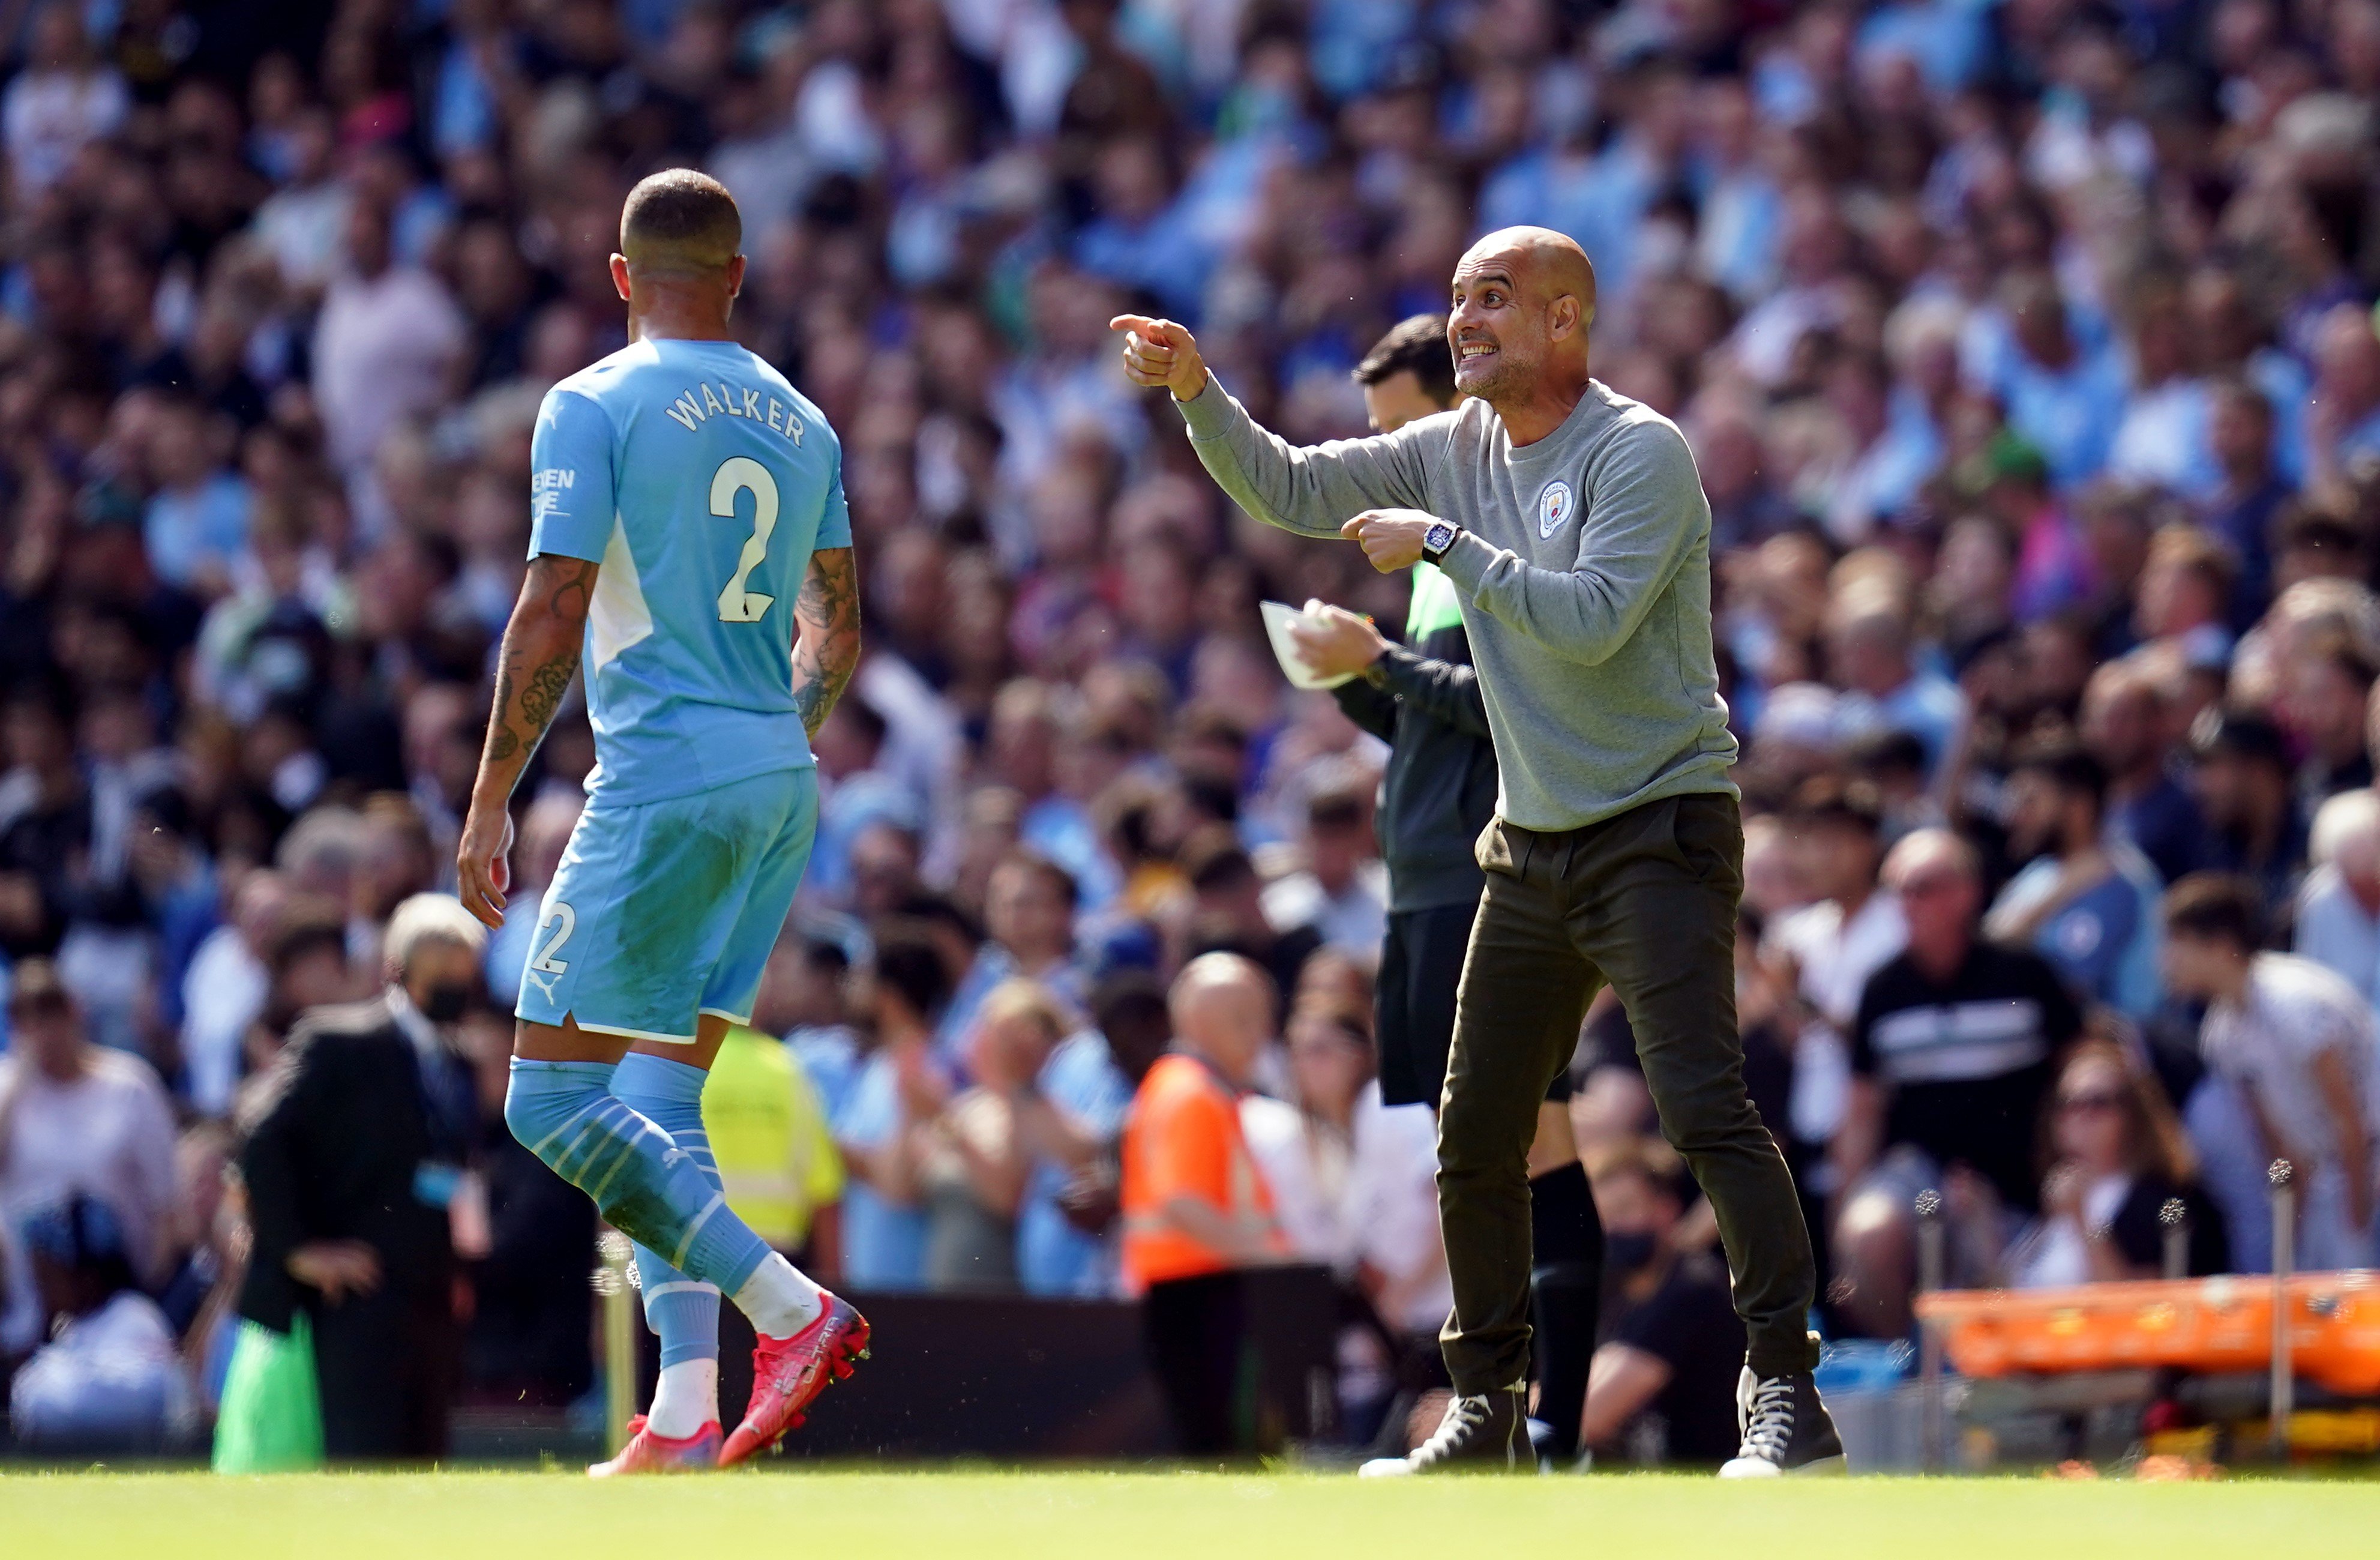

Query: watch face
1425,522,1455,553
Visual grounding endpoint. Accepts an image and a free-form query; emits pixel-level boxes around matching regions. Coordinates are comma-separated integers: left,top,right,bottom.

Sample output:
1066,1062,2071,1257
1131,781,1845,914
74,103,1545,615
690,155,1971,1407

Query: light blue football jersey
528,337,852,806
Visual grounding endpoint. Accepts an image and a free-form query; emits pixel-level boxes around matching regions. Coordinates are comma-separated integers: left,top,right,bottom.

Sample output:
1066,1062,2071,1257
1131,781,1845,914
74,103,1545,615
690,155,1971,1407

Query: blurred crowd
4,0,2380,1465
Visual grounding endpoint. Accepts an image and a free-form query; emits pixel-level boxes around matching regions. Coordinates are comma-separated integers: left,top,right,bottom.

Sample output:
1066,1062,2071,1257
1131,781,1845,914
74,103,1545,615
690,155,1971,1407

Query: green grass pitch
5,1469,2379,1560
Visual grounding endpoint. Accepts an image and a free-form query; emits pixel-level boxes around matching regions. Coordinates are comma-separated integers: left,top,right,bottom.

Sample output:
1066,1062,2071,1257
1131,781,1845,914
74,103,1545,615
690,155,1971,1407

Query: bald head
1448,226,1597,427
1168,952,1276,1086
1881,827,1981,970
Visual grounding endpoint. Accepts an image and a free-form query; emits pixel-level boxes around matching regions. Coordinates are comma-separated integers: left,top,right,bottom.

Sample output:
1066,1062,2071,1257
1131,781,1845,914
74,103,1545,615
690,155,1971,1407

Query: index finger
1108,313,1158,339
1339,512,1379,539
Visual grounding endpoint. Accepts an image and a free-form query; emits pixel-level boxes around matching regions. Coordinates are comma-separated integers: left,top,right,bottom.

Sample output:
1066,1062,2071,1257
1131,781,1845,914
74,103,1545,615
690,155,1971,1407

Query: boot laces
1415,1394,1501,1465
1738,1376,1797,1462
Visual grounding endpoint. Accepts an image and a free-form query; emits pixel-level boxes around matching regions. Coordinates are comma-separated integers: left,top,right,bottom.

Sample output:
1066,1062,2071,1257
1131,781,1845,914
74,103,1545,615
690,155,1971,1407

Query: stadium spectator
2079,660,2205,888
1013,984,1138,1299
234,894,484,1460
1576,1137,1741,1469
1833,831,2082,1337
2163,874,2379,1270
2298,788,2380,1003
1240,996,1445,1432
2009,1039,2229,1287
2280,627,2379,809
919,979,1070,1294
7,1192,194,1452
0,960,179,1355
2186,707,2308,917
780,918,867,1127
834,922,954,1294
939,849,1087,1061
1983,738,2164,1022
1258,774,1389,962
1764,778,1905,1198
1177,827,1323,1001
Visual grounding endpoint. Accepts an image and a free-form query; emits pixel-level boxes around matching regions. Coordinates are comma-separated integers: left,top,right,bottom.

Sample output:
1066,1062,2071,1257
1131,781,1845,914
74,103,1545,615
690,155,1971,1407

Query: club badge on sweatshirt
1536,478,1575,539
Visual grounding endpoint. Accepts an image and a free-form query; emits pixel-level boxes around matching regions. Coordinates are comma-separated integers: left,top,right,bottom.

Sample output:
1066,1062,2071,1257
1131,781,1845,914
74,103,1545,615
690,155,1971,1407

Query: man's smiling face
1448,246,1539,400
1446,229,1593,406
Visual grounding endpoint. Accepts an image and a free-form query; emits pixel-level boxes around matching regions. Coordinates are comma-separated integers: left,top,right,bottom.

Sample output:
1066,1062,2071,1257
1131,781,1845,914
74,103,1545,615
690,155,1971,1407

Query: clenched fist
1110,314,1209,401
1342,509,1443,573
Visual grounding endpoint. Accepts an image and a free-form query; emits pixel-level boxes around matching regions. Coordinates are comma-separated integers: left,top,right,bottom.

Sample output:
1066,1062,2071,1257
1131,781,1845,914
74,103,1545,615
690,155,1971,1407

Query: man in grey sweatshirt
1114,226,1839,1477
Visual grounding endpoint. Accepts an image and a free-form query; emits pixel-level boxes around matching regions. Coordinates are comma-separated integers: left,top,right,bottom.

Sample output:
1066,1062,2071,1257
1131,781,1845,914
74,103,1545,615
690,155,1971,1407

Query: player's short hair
1354,313,1458,409
384,892,487,975
620,169,742,276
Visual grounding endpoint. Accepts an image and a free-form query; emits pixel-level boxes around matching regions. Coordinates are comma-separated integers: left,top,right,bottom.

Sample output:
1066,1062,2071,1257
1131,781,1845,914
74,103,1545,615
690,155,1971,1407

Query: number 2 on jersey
712,456,780,622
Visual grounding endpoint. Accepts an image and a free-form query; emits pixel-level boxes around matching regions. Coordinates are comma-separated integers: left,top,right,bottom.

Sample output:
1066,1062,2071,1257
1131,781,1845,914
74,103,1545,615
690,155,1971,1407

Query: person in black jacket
1283,315,1603,1468
235,893,485,1460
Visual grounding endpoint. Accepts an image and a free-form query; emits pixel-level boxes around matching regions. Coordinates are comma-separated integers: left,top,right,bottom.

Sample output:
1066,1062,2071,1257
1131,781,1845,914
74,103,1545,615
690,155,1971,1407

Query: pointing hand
1110,314,1209,402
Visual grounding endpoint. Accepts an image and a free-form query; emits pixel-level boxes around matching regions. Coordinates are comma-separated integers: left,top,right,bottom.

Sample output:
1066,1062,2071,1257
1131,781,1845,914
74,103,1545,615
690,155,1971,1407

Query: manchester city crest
1537,479,1575,539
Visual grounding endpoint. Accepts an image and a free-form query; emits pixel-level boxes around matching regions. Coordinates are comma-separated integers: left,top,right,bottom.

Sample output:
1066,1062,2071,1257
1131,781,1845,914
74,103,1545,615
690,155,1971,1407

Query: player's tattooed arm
457,553,598,927
791,545,861,739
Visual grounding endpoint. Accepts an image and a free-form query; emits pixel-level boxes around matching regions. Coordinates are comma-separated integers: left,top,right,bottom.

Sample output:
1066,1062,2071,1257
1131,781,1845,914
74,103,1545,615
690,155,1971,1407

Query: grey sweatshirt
1180,375,1737,833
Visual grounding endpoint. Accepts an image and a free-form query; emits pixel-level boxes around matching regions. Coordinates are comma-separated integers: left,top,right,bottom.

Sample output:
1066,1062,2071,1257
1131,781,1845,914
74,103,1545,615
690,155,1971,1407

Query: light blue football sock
505,1057,772,1296
611,1052,721,1369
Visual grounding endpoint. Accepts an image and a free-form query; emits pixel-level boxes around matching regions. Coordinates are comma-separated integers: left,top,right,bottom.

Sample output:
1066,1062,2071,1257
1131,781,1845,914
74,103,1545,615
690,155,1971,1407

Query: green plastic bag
211,1315,325,1473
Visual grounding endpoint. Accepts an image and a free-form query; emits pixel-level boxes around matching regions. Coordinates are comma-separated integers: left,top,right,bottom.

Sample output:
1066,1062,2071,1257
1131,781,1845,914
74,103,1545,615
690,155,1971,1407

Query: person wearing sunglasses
2009,1038,2229,1288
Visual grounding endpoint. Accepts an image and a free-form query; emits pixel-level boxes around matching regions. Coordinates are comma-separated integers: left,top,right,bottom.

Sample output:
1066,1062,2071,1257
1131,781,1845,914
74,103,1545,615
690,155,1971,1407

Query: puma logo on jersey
662,381,805,445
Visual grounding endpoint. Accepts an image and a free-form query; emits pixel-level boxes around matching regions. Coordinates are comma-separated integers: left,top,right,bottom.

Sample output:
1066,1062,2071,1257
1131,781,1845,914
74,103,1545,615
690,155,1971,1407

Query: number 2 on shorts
713,456,780,622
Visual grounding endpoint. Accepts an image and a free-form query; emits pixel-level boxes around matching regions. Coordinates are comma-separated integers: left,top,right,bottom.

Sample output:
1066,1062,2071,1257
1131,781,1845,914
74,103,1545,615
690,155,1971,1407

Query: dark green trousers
1436,792,1819,1393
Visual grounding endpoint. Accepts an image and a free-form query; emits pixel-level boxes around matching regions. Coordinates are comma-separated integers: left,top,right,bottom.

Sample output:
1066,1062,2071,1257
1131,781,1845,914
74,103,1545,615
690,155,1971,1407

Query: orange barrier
1914,1272,2380,1395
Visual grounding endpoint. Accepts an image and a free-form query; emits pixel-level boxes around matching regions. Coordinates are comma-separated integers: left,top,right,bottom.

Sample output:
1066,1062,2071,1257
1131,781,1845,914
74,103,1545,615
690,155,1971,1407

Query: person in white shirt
179,870,290,1116
1260,775,1391,962
1242,998,1448,1432
2164,875,2380,1270
7,1191,194,1451
1,5,128,195
0,962,180,1354
309,199,466,519
2294,786,2380,1005
1764,778,1906,1179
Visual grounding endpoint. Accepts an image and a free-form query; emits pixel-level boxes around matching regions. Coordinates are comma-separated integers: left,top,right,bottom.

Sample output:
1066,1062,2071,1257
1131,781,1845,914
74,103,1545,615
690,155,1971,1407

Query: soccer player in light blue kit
456,170,867,1474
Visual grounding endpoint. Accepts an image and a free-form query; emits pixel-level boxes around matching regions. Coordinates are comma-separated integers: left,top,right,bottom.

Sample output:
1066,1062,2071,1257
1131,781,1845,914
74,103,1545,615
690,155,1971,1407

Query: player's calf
503,1058,769,1292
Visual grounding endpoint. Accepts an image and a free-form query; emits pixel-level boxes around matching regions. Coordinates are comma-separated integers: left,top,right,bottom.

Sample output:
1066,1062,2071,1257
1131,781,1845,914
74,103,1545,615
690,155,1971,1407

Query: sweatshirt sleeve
1435,417,1707,667
1177,375,1438,537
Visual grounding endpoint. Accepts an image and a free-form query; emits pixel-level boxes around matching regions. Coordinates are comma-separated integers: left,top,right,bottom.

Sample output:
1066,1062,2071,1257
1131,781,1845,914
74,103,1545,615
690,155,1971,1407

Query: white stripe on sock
527,1095,609,1158
669,1191,725,1271
584,1136,635,1206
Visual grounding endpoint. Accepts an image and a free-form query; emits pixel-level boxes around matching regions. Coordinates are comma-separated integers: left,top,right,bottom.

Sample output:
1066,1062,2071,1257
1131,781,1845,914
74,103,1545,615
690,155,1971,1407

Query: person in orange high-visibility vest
1120,953,1288,1452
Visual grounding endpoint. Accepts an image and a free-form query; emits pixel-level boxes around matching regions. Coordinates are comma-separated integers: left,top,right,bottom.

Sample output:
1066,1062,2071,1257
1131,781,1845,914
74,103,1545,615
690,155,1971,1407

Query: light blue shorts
514,766,819,1044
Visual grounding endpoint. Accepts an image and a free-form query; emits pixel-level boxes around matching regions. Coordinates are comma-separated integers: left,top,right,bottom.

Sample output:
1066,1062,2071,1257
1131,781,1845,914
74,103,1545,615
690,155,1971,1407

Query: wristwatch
1421,520,1459,563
